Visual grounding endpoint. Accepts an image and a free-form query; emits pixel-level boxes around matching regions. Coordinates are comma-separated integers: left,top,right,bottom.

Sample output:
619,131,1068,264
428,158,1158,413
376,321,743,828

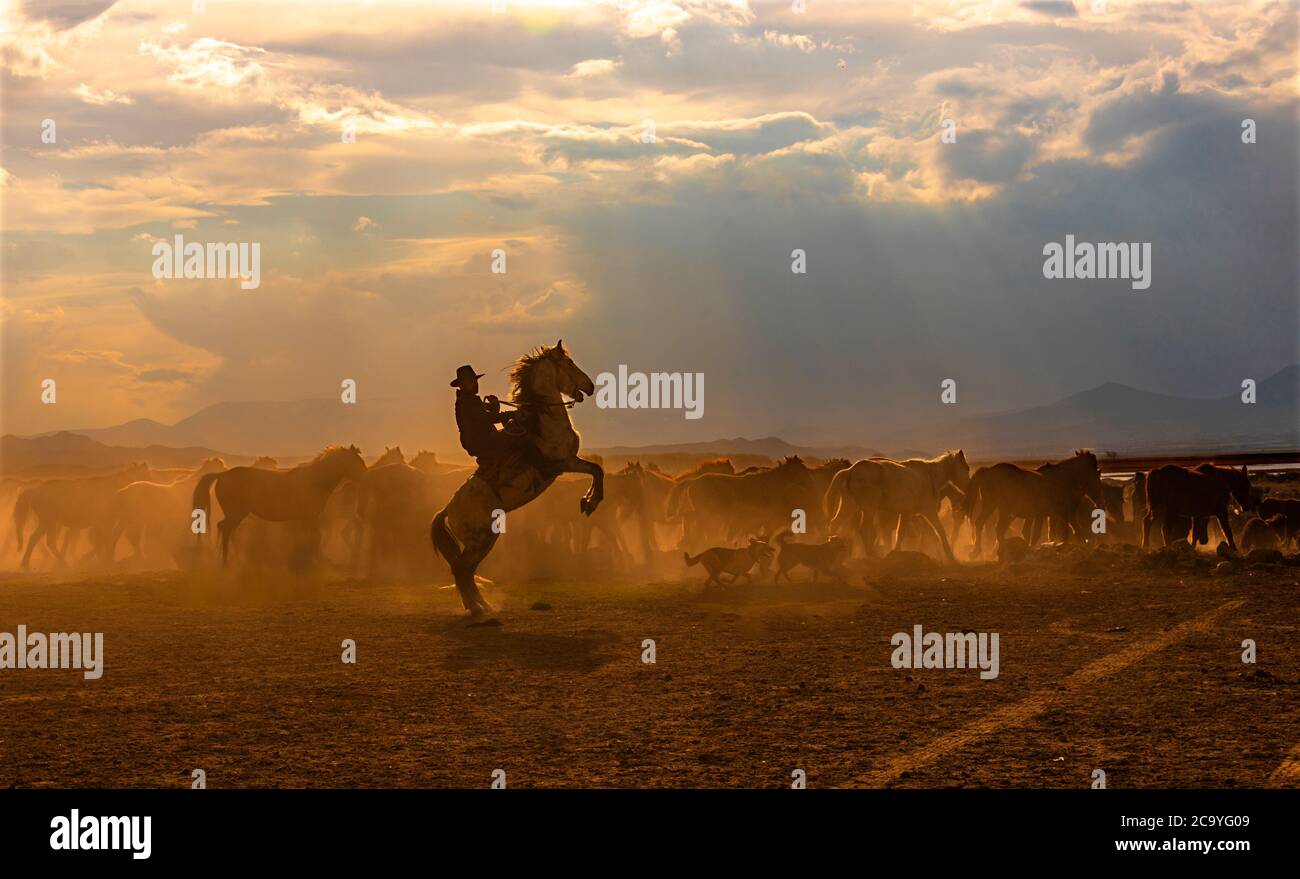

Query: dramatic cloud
1,0,1295,450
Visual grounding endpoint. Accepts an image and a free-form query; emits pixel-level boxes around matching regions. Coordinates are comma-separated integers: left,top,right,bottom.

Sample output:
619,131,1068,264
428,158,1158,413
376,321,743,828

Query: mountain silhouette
19,365,1298,461
877,364,1299,457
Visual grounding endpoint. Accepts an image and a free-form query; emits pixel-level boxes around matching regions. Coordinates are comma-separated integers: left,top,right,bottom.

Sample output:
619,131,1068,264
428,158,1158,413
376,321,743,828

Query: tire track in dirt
1266,742,1300,788
848,598,1247,787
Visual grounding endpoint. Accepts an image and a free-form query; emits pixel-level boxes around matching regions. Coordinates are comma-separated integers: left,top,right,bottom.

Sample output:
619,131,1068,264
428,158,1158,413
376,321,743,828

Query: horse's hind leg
890,514,906,552
128,524,144,561
457,531,499,610
1025,517,1043,547
219,512,247,566
971,509,989,558
21,522,49,569
1215,509,1237,551
921,510,957,563
438,515,496,615
1160,514,1181,547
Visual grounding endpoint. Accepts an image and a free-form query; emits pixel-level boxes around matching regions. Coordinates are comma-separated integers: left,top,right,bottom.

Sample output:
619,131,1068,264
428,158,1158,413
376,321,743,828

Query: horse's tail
822,467,853,523
191,472,220,541
430,509,462,572
683,550,703,567
13,489,32,550
962,472,982,520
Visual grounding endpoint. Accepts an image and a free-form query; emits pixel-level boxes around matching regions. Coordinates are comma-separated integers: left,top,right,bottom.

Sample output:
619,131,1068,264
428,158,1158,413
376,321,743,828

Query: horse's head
375,445,405,467
946,449,970,491
779,455,815,488
1074,449,1103,504
541,339,596,403
1229,464,1259,512
317,445,366,482
346,445,367,476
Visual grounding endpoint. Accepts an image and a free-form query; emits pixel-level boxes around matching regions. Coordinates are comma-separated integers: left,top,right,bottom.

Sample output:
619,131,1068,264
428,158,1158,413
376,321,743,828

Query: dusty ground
1,548,1297,789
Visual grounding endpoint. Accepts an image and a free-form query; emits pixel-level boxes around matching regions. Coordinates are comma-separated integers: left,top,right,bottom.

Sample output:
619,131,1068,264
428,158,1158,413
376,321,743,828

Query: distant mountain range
0,431,246,477
24,398,444,460
9,365,1297,468
877,363,1299,457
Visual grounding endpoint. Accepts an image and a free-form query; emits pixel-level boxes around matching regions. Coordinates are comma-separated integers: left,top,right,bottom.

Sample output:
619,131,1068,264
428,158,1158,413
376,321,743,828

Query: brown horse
962,451,1102,557
351,460,472,575
430,341,602,616
676,456,816,551
14,463,151,568
192,445,367,564
661,458,735,521
1142,463,1257,551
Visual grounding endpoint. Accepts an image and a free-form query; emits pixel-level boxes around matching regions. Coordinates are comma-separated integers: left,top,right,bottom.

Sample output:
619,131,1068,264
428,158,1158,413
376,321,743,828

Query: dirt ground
1,549,1297,789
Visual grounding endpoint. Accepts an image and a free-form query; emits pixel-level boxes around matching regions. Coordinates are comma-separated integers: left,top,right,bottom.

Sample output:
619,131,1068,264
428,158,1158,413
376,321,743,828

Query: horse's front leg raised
557,455,604,516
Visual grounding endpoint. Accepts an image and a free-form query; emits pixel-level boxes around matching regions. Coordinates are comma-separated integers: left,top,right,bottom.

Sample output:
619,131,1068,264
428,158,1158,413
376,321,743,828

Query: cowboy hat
450,365,486,388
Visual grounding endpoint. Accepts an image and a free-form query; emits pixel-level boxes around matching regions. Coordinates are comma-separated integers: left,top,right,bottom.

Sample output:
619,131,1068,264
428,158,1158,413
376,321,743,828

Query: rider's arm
483,395,510,423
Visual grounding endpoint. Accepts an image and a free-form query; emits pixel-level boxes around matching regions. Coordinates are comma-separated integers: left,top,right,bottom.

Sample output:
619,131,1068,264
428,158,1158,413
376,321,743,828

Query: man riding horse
450,363,556,489
450,365,515,479
434,342,603,616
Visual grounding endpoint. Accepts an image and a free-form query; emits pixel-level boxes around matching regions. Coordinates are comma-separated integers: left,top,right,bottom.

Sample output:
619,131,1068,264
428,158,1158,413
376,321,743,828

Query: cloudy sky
2,0,1296,450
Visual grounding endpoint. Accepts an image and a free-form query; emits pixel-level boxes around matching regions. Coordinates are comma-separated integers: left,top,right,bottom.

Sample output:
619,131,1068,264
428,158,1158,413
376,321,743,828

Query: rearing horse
431,340,603,615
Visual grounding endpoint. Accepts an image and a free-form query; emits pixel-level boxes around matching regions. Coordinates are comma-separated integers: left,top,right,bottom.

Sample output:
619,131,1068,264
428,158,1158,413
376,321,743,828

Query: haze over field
2,0,1297,453
8,362,1297,463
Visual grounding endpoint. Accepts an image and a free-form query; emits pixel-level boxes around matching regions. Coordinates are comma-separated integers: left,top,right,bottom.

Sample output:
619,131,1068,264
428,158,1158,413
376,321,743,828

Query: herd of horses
5,343,1299,617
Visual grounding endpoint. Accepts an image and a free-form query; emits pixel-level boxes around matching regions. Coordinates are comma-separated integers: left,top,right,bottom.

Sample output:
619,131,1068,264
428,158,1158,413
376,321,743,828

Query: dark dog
683,538,773,587
1259,497,1300,548
773,532,850,582
1242,514,1288,552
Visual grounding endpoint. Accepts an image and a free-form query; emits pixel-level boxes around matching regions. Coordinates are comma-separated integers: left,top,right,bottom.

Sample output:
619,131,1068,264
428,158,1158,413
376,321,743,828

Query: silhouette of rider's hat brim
451,365,486,388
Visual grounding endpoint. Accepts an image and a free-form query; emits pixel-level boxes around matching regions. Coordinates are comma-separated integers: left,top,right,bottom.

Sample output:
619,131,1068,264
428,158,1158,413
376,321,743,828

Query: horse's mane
509,346,553,399
677,457,733,479
309,444,359,465
915,449,963,464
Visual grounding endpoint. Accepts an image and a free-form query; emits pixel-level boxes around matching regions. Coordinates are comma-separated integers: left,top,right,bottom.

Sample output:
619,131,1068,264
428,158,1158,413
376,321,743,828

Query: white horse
430,340,602,616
